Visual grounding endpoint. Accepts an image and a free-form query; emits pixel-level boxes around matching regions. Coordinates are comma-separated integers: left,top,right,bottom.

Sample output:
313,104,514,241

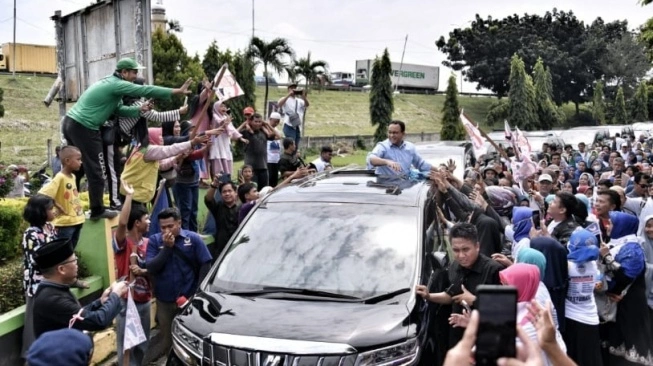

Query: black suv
168,169,442,366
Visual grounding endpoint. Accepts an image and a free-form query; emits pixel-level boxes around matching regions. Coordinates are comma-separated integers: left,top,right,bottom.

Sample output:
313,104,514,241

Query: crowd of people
408,129,653,365
15,57,338,365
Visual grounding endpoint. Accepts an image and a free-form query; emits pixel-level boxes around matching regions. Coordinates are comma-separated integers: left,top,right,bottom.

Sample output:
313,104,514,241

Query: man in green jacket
63,57,192,220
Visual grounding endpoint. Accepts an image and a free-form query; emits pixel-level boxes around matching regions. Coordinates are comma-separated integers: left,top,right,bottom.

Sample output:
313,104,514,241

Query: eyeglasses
60,257,78,266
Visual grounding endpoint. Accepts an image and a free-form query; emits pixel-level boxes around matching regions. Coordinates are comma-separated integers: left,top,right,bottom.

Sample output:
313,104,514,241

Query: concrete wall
303,132,440,150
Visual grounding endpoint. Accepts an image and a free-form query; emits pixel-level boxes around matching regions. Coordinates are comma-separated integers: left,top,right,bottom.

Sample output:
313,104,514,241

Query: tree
533,57,563,129
508,54,538,130
440,74,464,140
592,81,607,124
369,48,394,143
612,86,628,124
151,28,206,112
436,10,628,112
632,81,649,122
246,37,294,117
638,17,653,62
201,40,222,79
292,52,329,91
600,33,650,96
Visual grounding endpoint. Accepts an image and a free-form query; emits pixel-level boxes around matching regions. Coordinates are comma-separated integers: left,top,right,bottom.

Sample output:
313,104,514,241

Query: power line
16,17,53,34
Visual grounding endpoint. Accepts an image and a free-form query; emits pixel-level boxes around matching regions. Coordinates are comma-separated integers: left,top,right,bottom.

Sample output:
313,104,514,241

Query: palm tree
293,52,329,91
246,37,294,117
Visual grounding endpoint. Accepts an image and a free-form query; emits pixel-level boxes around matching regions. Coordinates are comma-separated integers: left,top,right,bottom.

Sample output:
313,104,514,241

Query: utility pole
252,0,255,39
12,0,16,78
395,34,408,93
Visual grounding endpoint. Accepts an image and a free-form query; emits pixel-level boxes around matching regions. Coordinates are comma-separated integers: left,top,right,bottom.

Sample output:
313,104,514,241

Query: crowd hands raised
399,130,653,366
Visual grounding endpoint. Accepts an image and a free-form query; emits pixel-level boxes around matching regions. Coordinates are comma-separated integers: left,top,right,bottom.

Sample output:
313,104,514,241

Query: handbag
286,99,301,127
594,279,632,323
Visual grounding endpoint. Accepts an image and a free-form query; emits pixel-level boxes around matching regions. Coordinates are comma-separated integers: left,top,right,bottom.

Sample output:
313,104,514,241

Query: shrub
0,205,24,261
0,257,24,313
355,135,367,150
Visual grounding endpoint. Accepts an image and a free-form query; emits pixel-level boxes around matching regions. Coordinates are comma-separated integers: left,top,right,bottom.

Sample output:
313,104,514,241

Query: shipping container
0,43,57,74
355,59,439,90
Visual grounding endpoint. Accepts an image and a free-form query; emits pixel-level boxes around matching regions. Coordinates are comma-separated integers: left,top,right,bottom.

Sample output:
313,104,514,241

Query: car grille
201,343,357,366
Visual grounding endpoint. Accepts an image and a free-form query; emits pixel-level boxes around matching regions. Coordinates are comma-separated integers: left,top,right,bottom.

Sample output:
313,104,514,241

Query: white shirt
267,128,282,164
279,96,306,127
9,175,24,198
311,157,332,172
511,238,530,259
565,260,600,325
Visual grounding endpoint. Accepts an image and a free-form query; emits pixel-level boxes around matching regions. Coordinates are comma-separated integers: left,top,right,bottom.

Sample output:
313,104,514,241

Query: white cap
538,174,553,182
269,112,281,120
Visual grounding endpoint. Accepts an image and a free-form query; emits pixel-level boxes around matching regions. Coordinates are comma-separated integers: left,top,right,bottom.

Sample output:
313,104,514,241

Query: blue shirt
146,229,212,302
366,139,431,176
51,157,61,176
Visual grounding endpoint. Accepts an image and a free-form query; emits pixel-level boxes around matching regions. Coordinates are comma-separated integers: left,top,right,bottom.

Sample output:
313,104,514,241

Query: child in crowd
239,165,257,188
38,146,88,289
237,182,259,224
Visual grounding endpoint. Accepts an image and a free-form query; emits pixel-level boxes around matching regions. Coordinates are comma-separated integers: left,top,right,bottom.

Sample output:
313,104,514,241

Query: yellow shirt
39,172,85,227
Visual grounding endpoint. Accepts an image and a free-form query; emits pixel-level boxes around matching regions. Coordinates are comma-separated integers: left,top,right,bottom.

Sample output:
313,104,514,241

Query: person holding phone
416,223,503,347
278,83,309,148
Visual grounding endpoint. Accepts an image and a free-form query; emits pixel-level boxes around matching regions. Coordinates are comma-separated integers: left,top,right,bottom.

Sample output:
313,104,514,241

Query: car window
211,202,419,298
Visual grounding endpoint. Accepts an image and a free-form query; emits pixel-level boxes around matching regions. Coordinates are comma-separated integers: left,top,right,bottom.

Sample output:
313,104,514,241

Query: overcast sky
0,0,651,91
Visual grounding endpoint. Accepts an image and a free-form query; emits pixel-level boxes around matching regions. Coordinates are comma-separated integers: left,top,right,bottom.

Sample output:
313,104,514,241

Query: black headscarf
530,236,569,332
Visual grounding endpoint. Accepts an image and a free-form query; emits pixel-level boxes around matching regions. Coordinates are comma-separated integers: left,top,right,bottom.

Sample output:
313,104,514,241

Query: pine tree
533,58,562,129
612,86,629,124
369,48,394,143
632,81,649,122
440,74,464,140
508,54,538,130
592,81,607,125
152,28,206,112
201,40,222,79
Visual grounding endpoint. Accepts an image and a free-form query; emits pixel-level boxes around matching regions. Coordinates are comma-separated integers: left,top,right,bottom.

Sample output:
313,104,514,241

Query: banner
123,290,147,351
514,127,532,157
460,110,487,157
213,67,244,101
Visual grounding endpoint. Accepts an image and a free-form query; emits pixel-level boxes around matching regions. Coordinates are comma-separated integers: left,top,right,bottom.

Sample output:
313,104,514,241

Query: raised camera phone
294,88,304,96
532,210,541,230
475,285,517,366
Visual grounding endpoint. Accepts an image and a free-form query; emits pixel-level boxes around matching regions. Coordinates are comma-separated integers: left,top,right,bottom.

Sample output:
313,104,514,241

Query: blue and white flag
123,290,146,352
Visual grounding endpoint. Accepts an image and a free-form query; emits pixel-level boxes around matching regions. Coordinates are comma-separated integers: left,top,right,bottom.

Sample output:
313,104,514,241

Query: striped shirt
118,99,181,138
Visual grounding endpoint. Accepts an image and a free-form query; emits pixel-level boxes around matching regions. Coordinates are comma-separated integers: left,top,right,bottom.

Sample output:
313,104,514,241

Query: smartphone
445,282,463,297
294,88,304,96
532,210,541,230
475,285,517,366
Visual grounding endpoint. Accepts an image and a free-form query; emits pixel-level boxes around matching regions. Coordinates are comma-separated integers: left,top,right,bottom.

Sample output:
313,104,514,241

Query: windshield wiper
226,286,362,300
362,288,411,304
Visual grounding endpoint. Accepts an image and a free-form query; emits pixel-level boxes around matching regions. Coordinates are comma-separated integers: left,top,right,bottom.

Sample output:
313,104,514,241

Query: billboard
355,59,439,90
57,0,153,101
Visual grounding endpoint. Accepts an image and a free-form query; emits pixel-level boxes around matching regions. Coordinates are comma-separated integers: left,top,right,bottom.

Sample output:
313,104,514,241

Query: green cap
116,57,145,71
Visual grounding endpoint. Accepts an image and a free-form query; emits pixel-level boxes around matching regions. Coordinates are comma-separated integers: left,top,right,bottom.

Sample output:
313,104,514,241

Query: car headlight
171,319,202,366
355,338,419,366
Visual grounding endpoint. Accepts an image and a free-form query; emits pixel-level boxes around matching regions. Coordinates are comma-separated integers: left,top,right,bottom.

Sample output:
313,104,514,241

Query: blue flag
148,185,170,236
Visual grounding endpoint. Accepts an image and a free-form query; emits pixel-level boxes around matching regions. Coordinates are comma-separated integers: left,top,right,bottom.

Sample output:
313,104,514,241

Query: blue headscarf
512,207,533,242
609,211,639,240
567,229,600,263
517,248,547,280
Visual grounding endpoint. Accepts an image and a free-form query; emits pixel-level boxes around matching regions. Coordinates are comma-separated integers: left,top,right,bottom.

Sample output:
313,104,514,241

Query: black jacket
32,280,122,338
549,217,579,247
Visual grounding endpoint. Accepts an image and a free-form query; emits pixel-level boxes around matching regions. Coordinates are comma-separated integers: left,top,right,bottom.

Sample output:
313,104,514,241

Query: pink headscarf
499,263,540,303
212,101,228,127
148,127,162,146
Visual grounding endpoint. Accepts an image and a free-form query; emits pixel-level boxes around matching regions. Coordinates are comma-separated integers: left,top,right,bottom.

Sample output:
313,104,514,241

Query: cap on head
538,174,553,183
547,164,560,172
243,106,255,115
7,164,18,171
32,238,74,270
27,328,93,366
288,82,298,89
116,57,145,71
269,112,281,120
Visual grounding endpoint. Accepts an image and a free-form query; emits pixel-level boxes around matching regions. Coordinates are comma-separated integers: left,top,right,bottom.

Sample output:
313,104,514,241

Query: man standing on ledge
63,57,193,220
367,120,435,175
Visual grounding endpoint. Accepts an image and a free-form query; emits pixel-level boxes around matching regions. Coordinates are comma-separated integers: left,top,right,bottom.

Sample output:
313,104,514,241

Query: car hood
176,290,415,350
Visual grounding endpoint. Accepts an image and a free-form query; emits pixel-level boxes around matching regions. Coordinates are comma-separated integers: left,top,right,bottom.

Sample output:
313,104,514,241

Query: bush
0,205,25,261
0,257,24,313
355,135,367,150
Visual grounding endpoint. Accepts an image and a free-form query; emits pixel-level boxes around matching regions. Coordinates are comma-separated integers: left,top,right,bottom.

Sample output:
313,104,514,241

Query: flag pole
190,63,229,137
465,111,508,160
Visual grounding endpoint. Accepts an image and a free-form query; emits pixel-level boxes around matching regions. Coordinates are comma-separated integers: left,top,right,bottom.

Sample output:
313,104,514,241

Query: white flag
460,110,487,157
123,289,146,352
514,127,532,156
213,67,244,102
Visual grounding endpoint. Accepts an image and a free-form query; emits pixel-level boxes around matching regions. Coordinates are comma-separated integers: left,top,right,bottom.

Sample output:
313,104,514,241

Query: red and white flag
123,289,146,352
460,110,487,157
514,127,532,157
213,67,244,102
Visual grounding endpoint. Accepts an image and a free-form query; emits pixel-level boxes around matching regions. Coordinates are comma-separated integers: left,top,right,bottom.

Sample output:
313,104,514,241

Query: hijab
609,211,646,280
500,263,540,303
567,229,600,263
575,194,591,213
516,248,547,281
511,207,533,242
565,180,578,194
641,215,653,308
148,128,162,146
212,101,229,127
530,236,568,329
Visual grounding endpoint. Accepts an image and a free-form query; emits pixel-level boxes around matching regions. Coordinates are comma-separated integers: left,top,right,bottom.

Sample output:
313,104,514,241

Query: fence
303,132,440,150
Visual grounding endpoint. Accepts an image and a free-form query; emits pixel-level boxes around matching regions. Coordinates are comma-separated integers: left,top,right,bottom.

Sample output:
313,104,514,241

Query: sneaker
90,209,119,220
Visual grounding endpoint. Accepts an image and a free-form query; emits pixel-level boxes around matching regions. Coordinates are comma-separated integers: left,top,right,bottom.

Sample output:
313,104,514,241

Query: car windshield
210,202,419,299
